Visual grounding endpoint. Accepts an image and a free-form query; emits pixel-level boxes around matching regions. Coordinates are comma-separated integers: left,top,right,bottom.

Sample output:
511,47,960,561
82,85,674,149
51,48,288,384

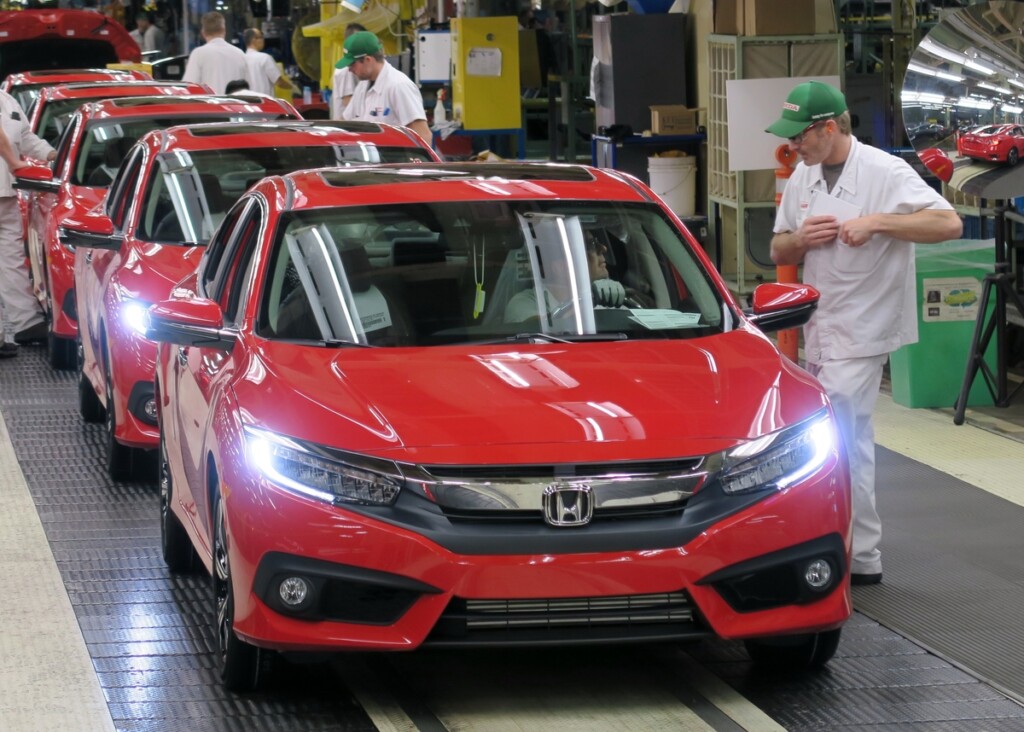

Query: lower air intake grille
426,591,708,647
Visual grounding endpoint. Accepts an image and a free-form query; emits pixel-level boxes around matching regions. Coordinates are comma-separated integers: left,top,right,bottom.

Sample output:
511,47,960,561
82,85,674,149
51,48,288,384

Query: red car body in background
123,162,849,691
15,94,304,369
58,121,438,481
0,10,141,81
957,123,1024,165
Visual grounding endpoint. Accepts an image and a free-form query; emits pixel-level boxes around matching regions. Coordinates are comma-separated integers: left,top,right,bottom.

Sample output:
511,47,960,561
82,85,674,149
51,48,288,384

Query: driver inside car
504,230,635,322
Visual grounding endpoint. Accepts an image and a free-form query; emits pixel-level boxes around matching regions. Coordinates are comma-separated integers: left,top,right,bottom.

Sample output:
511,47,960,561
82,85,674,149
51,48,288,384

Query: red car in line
54,121,439,481
15,94,304,370
124,162,848,690
1,68,152,112
28,80,214,147
957,123,1024,165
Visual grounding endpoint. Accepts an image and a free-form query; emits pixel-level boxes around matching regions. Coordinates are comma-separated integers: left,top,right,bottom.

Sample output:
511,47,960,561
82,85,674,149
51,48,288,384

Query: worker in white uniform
0,91,56,357
129,13,166,55
330,22,365,120
182,11,248,95
768,81,963,586
242,27,299,98
339,31,431,145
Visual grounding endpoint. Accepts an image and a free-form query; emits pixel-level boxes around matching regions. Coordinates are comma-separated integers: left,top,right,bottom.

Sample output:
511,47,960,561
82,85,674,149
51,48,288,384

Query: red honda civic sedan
1,67,152,112
15,93,302,369
53,121,439,481
134,162,851,691
957,123,1024,165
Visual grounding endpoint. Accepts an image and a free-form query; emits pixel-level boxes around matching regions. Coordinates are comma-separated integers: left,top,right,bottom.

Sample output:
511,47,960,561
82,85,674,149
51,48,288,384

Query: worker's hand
797,214,840,250
592,278,626,307
838,214,875,247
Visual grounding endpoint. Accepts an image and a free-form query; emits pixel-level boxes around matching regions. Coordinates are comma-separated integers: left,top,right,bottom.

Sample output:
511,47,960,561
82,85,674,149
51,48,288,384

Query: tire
213,494,264,692
78,350,105,424
48,330,75,371
1009,148,1019,166
104,356,136,481
744,628,842,671
160,431,195,572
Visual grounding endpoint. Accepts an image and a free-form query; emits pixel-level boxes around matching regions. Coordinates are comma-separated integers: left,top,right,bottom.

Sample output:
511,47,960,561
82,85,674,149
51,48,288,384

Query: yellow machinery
451,16,520,130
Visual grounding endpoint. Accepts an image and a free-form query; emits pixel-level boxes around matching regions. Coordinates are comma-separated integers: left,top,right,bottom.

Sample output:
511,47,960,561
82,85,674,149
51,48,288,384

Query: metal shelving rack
708,33,845,294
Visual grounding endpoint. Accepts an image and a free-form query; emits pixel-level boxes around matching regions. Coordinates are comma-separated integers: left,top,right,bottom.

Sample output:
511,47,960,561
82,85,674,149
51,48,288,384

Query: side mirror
146,297,236,350
745,282,819,333
13,163,59,194
59,208,120,250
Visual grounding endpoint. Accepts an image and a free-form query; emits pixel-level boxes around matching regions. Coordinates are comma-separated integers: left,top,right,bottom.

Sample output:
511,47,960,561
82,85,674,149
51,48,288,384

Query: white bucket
647,155,696,218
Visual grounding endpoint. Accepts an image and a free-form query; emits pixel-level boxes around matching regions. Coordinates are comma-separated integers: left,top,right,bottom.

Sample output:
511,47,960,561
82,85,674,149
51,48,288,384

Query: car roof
2,68,149,90
135,121,435,154
264,162,647,209
76,94,300,122
38,81,207,101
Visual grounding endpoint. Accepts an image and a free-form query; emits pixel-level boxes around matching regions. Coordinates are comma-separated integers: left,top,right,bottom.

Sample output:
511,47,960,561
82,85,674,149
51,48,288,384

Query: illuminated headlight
244,425,402,506
122,300,152,337
718,410,835,495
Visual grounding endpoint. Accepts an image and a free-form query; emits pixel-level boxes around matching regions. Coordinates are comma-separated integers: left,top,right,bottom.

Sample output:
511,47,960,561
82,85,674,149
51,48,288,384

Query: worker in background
331,23,366,120
182,11,248,95
0,93,56,357
768,81,963,587
338,31,431,145
242,27,301,98
130,12,166,54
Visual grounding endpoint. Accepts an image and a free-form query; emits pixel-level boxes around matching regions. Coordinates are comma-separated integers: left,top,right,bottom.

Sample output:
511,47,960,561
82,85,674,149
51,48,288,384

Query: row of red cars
9,45,853,693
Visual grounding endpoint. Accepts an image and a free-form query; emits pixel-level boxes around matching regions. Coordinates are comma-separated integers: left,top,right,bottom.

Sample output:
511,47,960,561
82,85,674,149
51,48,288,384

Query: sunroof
319,163,596,188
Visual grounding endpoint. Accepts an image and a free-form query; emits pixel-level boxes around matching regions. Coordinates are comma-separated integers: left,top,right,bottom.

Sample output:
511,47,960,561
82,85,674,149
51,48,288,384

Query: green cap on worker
335,31,383,69
765,81,848,138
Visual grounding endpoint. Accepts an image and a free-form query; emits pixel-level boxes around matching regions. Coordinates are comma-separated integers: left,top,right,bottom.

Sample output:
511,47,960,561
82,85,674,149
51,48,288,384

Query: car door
173,198,262,543
76,145,143,392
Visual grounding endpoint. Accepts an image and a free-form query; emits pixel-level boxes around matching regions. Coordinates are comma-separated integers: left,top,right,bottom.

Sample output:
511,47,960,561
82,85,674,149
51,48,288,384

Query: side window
219,205,263,326
200,199,252,299
106,147,144,230
52,117,77,180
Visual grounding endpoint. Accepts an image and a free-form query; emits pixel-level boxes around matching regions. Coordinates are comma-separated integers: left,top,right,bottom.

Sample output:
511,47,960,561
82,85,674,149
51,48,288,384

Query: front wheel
213,494,264,692
78,346,105,424
744,628,842,671
159,432,195,572
48,330,76,371
1008,147,1020,166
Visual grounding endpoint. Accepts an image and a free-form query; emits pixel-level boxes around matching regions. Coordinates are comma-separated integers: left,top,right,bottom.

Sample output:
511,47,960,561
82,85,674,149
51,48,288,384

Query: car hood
238,331,829,464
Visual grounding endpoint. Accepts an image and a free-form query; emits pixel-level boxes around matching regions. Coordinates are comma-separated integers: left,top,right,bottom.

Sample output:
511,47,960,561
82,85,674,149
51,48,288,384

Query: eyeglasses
788,120,825,144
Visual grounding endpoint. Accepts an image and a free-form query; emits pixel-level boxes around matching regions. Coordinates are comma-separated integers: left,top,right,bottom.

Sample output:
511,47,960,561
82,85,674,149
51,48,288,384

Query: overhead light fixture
979,82,1013,95
964,58,996,76
957,97,995,110
901,91,947,104
1002,104,1023,114
1009,78,1024,89
906,62,964,83
918,36,967,66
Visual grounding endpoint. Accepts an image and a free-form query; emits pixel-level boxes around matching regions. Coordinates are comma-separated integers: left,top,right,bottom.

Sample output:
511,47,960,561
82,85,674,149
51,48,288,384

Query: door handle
177,347,187,367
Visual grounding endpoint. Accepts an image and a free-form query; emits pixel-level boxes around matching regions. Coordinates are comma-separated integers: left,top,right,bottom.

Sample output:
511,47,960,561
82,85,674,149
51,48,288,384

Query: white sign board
726,76,842,171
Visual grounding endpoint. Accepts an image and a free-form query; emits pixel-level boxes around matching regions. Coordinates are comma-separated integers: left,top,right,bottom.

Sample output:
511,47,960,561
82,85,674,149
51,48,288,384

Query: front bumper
226,465,852,653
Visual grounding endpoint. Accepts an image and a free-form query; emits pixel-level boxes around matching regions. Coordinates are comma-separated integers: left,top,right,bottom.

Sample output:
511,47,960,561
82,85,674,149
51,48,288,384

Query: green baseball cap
335,31,383,69
766,81,848,138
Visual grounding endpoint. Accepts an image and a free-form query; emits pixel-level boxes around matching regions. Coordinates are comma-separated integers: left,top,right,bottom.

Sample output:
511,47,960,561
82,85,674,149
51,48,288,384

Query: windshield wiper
319,338,378,348
470,332,629,345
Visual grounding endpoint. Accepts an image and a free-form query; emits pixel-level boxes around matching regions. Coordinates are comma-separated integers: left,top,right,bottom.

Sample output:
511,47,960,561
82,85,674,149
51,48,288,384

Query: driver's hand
592,278,625,307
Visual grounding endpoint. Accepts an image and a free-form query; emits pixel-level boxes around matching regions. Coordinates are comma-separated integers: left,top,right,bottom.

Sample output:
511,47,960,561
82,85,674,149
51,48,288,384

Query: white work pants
0,197,42,339
807,354,889,575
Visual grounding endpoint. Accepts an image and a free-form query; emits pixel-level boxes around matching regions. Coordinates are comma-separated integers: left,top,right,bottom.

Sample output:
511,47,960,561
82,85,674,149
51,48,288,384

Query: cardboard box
715,0,817,36
744,0,815,35
714,0,742,35
650,105,699,135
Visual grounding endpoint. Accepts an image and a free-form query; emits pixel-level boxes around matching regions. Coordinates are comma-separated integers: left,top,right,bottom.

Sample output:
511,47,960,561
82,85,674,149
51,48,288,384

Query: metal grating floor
3,344,1024,730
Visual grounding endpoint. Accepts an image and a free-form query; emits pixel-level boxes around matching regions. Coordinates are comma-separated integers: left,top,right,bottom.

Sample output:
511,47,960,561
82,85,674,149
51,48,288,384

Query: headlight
244,425,402,506
717,410,835,495
122,299,152,337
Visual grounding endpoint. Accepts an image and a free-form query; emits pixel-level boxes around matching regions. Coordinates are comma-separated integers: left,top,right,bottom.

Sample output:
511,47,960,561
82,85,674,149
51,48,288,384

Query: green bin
890,239,996,408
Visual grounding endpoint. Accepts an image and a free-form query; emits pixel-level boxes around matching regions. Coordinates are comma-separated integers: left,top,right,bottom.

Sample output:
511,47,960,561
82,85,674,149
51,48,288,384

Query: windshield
257,201,727,347
139,145,431,244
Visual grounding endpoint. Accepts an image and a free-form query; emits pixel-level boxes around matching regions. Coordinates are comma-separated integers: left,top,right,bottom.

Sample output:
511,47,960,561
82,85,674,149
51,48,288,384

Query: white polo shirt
342,61,425,128
774,135,955,364
245,48,282,96
182,37,249,95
